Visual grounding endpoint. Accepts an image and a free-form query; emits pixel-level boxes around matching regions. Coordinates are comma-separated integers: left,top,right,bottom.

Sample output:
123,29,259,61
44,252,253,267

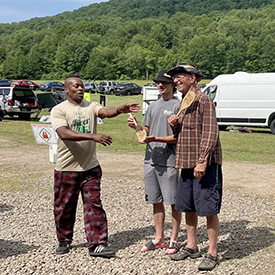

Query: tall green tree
54,33,94,78
84,46,120,79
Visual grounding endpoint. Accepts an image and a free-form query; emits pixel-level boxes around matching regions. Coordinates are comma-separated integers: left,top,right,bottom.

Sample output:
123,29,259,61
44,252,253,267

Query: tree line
1,0,275,80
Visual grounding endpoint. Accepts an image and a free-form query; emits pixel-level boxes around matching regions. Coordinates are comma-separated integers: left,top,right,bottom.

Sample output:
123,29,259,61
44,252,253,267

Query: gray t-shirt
142,96,180,167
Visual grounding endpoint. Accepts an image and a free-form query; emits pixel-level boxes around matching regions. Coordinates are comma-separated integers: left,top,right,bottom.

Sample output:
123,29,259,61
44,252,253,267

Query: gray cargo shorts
144,163,179,205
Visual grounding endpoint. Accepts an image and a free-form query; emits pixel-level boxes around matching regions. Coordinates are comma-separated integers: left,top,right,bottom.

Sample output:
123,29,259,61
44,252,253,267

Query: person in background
128,70,182,255
51,74,140,258
167,62,223,271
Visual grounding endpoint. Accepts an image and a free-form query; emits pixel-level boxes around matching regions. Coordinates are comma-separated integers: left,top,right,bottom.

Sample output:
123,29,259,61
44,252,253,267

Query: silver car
0,86,40,120
98,81,119,95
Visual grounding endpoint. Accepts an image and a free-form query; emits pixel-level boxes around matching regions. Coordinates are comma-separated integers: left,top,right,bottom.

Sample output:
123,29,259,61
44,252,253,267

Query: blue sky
0,0,108,24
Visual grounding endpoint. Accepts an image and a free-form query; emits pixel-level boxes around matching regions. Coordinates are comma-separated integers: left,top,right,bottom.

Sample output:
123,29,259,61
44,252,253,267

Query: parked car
114,82,142,96
84,81,97,94
51,91,67,104
144,83,157,87
197,83,206,90
0,105,4,121
0,86,40,120
98,81,119,94
0,79,12,87
39,81,64,91
36,91,67,113
11,80,40,90
94,82,100,92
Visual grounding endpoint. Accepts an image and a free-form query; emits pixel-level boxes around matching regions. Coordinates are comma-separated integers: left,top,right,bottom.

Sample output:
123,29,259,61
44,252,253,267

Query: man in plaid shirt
167,62,222,271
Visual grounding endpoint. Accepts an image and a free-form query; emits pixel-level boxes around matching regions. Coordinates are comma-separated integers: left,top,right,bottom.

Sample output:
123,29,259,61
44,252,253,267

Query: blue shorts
176,162,223,217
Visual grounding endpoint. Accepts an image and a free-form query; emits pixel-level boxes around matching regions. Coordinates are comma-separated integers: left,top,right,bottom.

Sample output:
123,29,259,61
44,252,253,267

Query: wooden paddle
176,90,196,116
128,113,147,141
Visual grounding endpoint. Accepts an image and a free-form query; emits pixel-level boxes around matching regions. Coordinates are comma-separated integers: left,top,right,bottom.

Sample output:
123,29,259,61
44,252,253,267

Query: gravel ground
1,172,275,275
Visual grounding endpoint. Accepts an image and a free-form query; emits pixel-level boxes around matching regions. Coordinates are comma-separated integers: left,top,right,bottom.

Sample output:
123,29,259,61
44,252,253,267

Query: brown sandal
170,246,201,261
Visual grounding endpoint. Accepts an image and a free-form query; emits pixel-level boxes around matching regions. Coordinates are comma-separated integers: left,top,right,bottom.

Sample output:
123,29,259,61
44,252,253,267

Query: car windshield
14,90,34,97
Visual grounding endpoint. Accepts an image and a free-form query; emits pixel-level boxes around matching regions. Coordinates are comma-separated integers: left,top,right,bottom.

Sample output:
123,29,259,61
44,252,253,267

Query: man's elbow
98,109,107,119
56,132,68,140
56,127,70,140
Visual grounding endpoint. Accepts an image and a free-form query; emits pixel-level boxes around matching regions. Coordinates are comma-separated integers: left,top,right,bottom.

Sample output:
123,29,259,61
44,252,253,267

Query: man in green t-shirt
51,74,140,258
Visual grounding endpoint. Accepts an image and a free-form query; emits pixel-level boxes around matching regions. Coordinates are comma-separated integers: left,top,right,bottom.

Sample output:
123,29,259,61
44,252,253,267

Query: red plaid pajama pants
54,165,108,249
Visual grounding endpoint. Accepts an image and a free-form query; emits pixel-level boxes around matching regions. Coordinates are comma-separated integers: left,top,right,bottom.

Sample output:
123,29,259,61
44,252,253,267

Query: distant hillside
75,0,275,19
1,0,275,31
1,0,275,80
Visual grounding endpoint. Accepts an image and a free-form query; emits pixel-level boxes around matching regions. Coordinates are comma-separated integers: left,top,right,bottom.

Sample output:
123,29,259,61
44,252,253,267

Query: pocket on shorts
210,183,221,201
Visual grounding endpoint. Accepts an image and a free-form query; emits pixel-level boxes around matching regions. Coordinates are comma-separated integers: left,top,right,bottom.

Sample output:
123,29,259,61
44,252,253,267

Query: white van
201,72,275,134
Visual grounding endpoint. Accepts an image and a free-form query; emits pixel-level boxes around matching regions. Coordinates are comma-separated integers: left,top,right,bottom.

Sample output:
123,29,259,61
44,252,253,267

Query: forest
1,0,275,80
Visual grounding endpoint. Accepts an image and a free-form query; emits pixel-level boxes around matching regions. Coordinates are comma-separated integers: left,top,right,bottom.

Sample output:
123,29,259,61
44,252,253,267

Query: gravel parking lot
0,138,275,274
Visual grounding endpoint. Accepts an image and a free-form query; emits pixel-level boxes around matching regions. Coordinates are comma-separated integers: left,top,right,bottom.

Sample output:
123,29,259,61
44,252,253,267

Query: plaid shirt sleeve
197,95,220,163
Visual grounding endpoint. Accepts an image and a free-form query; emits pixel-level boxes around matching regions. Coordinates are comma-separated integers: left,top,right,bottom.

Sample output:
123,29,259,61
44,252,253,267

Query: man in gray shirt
128,70,182,255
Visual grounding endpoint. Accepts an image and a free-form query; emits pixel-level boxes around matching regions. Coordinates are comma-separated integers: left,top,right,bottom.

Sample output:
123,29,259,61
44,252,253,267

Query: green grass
220,127,275,163
0,173,44,192
0,166,45,192
1,93,275,163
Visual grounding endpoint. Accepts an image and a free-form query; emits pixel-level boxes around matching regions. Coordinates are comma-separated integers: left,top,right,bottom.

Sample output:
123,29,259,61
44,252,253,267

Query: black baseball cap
153,69,175,83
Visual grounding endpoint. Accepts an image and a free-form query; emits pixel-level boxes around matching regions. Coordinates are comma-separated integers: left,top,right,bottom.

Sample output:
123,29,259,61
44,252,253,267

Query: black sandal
164,241,181,255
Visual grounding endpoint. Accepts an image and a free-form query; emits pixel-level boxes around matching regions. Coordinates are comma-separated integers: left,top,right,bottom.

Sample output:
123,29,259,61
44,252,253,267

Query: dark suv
0,79,12,87
114,82,142,96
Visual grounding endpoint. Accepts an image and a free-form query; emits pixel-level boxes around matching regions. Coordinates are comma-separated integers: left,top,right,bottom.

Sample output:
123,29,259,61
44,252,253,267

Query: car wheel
0,109,4,121
126,91,131,96
19,113,31,120
270,119,275,134
110,90,114,95
218,125,227,131
25,113,31,120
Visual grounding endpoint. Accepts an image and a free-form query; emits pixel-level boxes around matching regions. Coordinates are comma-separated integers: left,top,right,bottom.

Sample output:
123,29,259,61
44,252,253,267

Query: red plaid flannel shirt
175,88,222,169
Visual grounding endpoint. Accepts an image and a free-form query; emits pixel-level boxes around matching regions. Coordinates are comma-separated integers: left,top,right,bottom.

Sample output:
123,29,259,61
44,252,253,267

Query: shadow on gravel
218,220,275,261
108,219,275,262
178,219,275,262
0,204,14,213
0,240,39,259
109,225,156,250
